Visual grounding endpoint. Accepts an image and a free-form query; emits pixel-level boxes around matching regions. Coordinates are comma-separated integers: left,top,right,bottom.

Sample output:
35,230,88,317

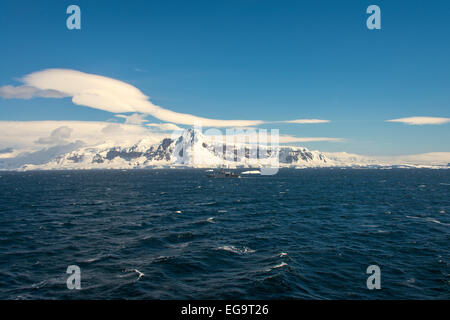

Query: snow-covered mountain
1,129,449,171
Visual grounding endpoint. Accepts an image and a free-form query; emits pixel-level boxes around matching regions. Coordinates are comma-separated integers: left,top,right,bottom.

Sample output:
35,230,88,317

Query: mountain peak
178,128,205,144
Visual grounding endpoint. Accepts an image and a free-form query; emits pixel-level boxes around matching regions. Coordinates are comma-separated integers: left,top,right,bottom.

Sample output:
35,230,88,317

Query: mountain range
0,129,448,171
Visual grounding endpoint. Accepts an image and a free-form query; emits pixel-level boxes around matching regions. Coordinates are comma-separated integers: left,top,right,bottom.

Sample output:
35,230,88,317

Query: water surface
0,169,448,299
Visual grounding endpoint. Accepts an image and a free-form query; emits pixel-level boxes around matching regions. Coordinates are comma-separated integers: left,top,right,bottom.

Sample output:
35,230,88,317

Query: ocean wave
195,202,218,206
84,257,102,263
30,280,48,289
407,215,450,226
265,262,288,272
216,245,255,255
123,268,145,281
425,218,450,226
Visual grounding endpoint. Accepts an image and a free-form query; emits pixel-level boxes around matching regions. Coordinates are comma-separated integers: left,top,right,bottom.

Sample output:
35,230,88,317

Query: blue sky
0,0,449,155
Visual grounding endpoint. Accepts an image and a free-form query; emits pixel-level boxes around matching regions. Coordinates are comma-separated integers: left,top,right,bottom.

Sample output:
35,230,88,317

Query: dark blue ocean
0,169,448,299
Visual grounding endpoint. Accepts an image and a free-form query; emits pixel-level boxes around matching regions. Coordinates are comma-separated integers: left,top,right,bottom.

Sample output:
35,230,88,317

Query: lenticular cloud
386,116,450,125
0,68,333,128
21,69,263,127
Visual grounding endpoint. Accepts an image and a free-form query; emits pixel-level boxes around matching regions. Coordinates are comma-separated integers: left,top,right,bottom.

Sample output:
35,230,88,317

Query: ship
207,169,241,178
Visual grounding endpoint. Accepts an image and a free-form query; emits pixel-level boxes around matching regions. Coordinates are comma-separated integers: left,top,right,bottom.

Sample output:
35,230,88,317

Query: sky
0,0,449,156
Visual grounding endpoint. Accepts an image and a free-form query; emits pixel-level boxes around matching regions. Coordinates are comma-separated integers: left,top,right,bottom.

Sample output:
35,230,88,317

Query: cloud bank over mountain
1,69,447,159
0,126,448,171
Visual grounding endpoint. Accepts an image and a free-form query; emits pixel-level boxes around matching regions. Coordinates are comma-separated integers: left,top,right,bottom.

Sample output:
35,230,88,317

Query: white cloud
146,123,184,131
1,69,335,128
0,147,13,154
0,85,68,99
0,69,264,127
282,119,330,124
115,113,149,125
278,135,344,143
386,116,450,125
101,123,126,134
35,126,73,145
374,152,450,166
0,121,167,154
